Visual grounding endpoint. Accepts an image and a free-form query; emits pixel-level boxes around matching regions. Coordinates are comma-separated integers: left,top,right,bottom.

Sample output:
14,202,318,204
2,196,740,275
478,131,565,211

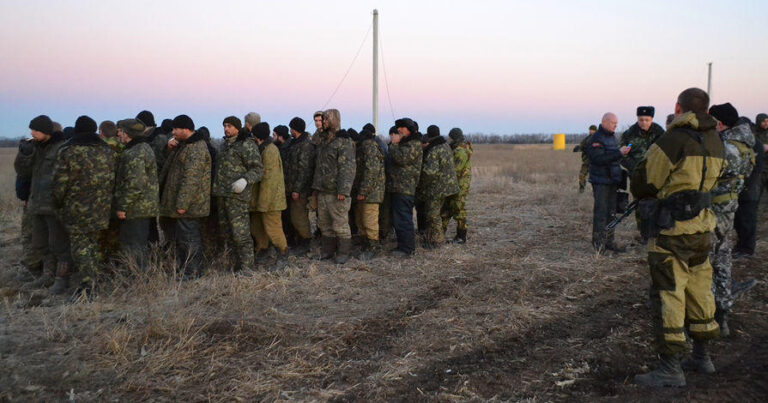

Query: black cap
709,103,739,128
289,117,306,133
136,110,156,127
223,116,242,131
389,125,398,135
252,122,270,140
172,114,195,131
426,125,440,138
160,119,173,134
29,115,54,135
588,124,597,131
74,115,97,134
362,123,376,134
755,113,768,125
273,125,289,140
636,106,655,117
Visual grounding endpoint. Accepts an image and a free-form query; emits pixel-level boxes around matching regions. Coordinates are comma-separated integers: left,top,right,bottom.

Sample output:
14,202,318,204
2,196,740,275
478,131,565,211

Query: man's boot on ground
681,340,715,374
22,261,54,290
732,279,758,300
358,239,378,261
255,247,277,266
451,228,467,244
318,236,336,260
271,248,288,271
605,242,626,253
635,354,686,387
715,309,730,338
48,262,71,295
335,237,351,264
291,237,311,257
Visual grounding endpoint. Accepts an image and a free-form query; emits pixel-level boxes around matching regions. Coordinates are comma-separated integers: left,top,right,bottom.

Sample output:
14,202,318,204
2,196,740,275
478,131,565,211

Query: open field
1,144,767,401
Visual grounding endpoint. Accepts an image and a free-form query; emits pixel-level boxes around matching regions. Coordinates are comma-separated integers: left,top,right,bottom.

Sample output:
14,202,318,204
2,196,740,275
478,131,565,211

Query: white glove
231,178,247,194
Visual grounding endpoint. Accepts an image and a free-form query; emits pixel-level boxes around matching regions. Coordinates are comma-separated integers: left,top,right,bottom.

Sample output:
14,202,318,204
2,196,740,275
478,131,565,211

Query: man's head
601,113,618,133
252,122,270,144
666,114,675,126
709,103,739,130
29,115,54,142
161,119,173,134
755,113,768,130
322,109,341,132
289,117,306,138
172,114,195,140
636,106,655,131
362,123,376,135
136,110,156,127
675,87,709,116
99,120,117,139
244,112,261,131
117,118,147,143
448,127,464,144
588,124,597,135
273,125,289,144
426,125,440,139
313,111,324,130
223,116,242,138
75,115,98,134
395,118,416,136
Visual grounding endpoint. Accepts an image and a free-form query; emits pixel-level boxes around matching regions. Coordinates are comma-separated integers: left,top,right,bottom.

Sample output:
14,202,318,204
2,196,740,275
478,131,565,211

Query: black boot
255,247,277,266
335,237,351,264
358,239,378,261
715,309,730,338
451,228,467,244
318,236,336,260
22,261,55,290
681,340,715,374
635,354,686,387
291,237,311,257
48,262,70,295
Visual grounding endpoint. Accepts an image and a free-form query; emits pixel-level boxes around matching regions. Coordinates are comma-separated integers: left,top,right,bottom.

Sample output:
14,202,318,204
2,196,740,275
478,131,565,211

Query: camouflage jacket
285,132,316,196
387,133,422,195
312,130,356,196
102,137,124,154
712,122,755,203
14,132,67,215
52,132,116,232
114,140,159,219
353,136,386,203
147,127,169,173
417,136,459,201
159,131,212,218
311,129,323,146
578,134,593,167
619,122,665,175
212,131,263,202
251,140,286,212
452,140,473,195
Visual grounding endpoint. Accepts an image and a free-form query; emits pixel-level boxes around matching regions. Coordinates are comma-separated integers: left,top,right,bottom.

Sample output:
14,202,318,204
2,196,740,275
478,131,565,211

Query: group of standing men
577,88,765,387
14,109,473,299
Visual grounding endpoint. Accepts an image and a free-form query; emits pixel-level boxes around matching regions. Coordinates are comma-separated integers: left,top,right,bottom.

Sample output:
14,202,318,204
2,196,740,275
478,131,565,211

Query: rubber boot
358,239,377,261
22,261,55,290
48,262,71,295
452,228,467,244
715,309,730,338
318,236,336,260
335,237,351,264
681,340,715,374
291,237,311,257
635,354,686,387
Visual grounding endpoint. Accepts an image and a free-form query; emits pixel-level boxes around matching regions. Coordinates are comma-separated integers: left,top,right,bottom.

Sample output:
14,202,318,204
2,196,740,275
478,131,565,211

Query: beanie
273,125,289,140
362,123,376,134
389,125,398,135
347,128,360,142
588,124,598,131
448,127,464,142
136,110,156,127
74,115,97,134
709,103,739,128
172,114,195,131
117,118,147,138
252,122,270,140
756,113,768,125
636,106,655,117
289,117,306,133
222,116,242,131
160,119,173,134
426,125,440,138
29,115,54,135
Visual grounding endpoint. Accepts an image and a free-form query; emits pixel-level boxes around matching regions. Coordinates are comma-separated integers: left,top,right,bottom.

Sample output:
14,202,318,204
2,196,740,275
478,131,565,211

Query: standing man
586,113,630,252
442,127,473,244
388,118,423,257
285,117,316,256
311,111,324,145
51,116,116,296
733,114,767,258
159,115,211,279
353,127,385,259
631,88,725,387
114,118,159,272
573,125,597,193
250,122,288,265
272,124,294,245
212,116,263,273
99,120,123,154
243,112,261,133
753,113,768,203
706,104,756,337
311,109,356,263
136,110,167,172
418,126,459,249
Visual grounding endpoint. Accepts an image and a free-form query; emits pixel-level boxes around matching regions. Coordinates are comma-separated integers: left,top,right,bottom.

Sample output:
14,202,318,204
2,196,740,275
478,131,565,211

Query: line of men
577,88,765,387
14,109,473,298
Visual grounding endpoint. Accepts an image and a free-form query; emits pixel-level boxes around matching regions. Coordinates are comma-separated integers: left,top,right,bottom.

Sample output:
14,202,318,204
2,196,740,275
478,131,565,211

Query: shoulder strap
680,128,707,191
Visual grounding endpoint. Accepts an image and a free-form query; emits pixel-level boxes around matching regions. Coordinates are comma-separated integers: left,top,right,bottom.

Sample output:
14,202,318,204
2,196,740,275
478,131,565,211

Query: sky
1,0,767,138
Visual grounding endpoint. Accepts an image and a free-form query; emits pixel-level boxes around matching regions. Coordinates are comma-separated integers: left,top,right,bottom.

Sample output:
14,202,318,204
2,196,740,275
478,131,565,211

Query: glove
231,178,247,194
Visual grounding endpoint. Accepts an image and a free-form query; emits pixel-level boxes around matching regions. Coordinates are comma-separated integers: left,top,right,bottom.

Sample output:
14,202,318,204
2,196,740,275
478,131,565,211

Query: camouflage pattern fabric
252,140,286,212
423,198,447,245
217,196,253,271
442,140,472,231
159,132,212,218
20,206,41,270
15,133,67,215
710,200,737,313
578,134,592,187
212,132,263,202
387,133,422,196
317,192,352,238
312,130,356,196
284,132,316,197
115,141,159,219
619,122,665,175
353,137,385,203
102,136,124,154
69,229,103,285
147,127,169,172
417,136,459,201
711,123,755,203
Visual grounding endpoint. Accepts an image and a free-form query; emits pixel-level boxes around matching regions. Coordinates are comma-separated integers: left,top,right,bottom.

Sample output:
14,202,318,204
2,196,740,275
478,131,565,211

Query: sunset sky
1,0,766,138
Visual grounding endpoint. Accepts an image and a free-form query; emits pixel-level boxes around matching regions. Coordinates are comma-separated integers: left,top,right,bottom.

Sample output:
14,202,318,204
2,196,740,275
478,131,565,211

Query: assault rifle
606,200,639,230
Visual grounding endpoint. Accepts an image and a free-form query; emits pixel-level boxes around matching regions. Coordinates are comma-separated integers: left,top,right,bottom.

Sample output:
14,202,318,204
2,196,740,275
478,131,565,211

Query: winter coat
147,127,169,172
353,135,386,203
619,122,665,175
212,131,263,202
311,130,356,196
114,140,159,219
739,133,765,202
417,136,459,201
587,125,623,185
386,132,422,195
711,122,755,204
251,140,286,212
284,132,316,196
159,131,212,218
452,140,473,196
14,133,67,215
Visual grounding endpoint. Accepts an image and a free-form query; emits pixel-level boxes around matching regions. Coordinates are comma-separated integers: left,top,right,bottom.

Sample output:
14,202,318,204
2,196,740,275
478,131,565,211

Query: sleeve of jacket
175,147,200,211
336,140,356,196
587,141,622,166
295,142,315,193
14,145,35,178
630,143,672,199
358,141,377,197
619,130,631,147
389,142,409,167
115,152,144,213
241,141,264,185
454,148,469,175
51,150,70,208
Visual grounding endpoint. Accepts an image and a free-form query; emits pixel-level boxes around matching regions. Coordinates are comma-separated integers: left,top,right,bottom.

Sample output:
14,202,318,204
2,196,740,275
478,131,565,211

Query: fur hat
426,125,440,138
172,114,195,131
222,116,242,131
362,123,376,134
636,106,655,117
273,125,290,140
252,122,271,140
29,115,53,135
755,113,768,125
289,117,305,133
136,110,156,127
74,115,98,134
117,118,147,138
395,118,416,134
323,109,341,132
709,103,739,128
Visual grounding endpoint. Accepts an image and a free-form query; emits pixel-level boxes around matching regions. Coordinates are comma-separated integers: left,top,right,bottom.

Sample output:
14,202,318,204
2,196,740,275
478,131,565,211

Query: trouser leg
262,210,288,252
425,198,445,244
733,198,758,254
318,193,351,239
592,184,617,248
175,218,204,276
119,218,150,271
250,212,269,251
710,205,735,312
290,195,312,240
391,193,415,254
69,228,101,285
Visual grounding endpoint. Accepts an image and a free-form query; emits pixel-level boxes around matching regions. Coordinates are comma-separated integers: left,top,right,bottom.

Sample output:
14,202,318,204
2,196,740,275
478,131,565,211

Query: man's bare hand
620,146,631,156
356,194,365,201
337,194,346,201
292,192,299,201
177,209,186,215
116,211,127,220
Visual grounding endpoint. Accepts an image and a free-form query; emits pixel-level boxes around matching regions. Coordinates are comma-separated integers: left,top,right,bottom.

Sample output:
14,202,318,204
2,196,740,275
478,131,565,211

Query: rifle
606,199,639,230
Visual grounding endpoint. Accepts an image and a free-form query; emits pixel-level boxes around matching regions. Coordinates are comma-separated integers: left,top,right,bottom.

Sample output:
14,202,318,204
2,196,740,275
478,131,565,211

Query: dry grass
1,144,767,401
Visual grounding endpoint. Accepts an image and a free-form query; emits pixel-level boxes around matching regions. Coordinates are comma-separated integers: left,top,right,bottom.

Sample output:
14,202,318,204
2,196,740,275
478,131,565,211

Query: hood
667,111,717,132
722,122,756,148
323,109,341,133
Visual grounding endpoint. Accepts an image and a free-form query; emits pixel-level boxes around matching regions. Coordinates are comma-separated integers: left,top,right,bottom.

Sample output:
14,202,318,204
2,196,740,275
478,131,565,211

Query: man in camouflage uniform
706,103,756,337
632,88,724,387
250,122,288,265
136,111,168,244
114,119,159,272
311,111,324,145
353,127,385,259
14,115,70,289
573,125,597,193
417,126,459,249
312,109,356,263
754,113,768,202
99,120,124,154
389,118,423,257
442,127,472,244
285,117,316,256
378,125,395,241
159,115,211,279
734,114,768,257
212,116,263,273
51,115,116,296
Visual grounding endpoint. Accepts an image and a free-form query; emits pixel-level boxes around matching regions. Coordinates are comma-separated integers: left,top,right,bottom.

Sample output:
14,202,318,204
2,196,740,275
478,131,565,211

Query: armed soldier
285,117,316,256
352,127,385,259
573,125,597,193
442,127,472,244
417,126,459,249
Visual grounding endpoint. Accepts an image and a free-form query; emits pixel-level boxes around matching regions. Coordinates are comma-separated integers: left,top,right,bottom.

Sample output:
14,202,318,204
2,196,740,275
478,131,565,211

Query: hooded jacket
212,130,263,201
159,131,212,218
14,132,67,215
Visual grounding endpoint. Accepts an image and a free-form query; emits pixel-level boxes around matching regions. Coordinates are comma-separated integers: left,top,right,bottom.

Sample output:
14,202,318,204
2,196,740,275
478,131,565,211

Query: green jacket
147,127,169,173
212,131,263,201
312,130,356,196
452,140,473,196
387,133,422,195
285,132,316,196
353,136,386,203
14,132,67,215
619,122,665,175
417,136,459,201
114,140,159,219
52,132,116,232
251,140,286,212
159,131,212,218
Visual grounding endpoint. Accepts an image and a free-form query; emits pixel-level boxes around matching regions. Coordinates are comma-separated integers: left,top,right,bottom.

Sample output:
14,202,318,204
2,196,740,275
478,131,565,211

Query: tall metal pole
707,62,712,99
373,9,379,134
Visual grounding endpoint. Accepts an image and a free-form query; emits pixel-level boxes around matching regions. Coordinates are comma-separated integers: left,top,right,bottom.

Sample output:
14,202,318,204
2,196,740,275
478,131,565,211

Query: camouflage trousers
68,227,103,285
250,210,287,252
354,202,380,241
424,197,447,245
710,200,738,312
648,233,719,356
217,197,254,272
579,160,589,187
441,190,468,232
317,192,351,239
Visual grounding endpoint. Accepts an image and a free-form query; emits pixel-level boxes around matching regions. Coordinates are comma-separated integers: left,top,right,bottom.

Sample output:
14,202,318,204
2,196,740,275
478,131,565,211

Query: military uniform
577,134,593,191
734,130,765,255
388,120,422,255
442,129,472,241
353,132,385,246
213,130,263,272
250,139,287,254
620,121,665,240
418,135,459,247
284,132,316,242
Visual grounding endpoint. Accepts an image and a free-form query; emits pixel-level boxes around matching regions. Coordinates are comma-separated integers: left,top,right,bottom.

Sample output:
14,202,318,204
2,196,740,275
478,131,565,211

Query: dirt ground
0,144,766,402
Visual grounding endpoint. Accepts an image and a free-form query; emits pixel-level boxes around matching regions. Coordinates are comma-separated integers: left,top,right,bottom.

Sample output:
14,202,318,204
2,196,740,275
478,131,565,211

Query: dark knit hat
172,114,195,131
389,125,398,135
636,106,655,117
117,118,147,138
222,116,242,131
756,113,768,125
74,115,97,134
426,125,440,138
197,126,211,141
136,110,156,127
709,103,739,128
252,122,270,140
347,128,360,142
160,119,173,134
29,115,54,135
289,117,305,133
588,124,597,131
448,127,464,142
395,118,416,133
362,123,376,134
273,125,290,140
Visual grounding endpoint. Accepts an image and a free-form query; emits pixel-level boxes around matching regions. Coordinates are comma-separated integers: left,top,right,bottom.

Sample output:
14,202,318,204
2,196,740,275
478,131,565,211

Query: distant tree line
464,133,586,144
0,137,23,147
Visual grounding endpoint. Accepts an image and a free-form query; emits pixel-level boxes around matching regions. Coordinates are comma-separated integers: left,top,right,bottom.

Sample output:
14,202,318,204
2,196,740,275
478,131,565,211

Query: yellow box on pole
553,133,565,150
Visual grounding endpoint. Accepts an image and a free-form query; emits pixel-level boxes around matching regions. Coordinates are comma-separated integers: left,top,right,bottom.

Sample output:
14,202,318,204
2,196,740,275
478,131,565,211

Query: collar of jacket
424,135,447,153
231,129,249,143
124,138,145,150
68,131,103,146
335,129,350,139
668,111,716,132
597,125,615,137
290,131,310,145
145,126,159,142
258,137,273,152
722,122,756,148
183,130,204,145
400,131,421,144
359,131,376,142
36,131,65,148
627,121,664,137
450,139,467,150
